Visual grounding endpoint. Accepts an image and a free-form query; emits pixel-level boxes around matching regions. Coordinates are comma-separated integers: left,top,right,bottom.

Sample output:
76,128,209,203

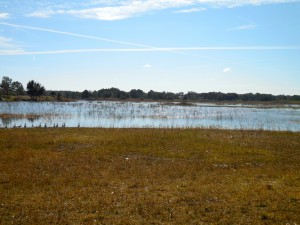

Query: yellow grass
0,128,299,224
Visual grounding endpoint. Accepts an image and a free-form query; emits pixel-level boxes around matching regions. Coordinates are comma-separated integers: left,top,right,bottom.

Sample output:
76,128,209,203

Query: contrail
0,22,210,58
0,46,299,56
0,22,153,48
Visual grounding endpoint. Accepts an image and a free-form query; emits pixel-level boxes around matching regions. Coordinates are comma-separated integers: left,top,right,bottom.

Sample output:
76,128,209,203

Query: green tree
50,91,56,98
56,92,62,101
81,90,91,99
130,89,145,99
11,81,24,95
0,76,12,96
26,80,45,101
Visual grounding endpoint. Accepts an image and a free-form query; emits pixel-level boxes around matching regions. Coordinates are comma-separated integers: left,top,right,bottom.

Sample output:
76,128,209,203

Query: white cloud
27,11,54,18
2,45,299,56
0,36,17,48
144,64,151,68
1,45,300,56
0,13,10,19
63,0,194,21
0,36,24,54
26,0,300,20
223,68,231,73
227,24,257,31
174,7,207,13
0,49,25,55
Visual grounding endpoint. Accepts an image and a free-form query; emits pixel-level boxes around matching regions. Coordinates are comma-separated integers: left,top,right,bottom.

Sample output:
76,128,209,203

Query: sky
0,0,300,95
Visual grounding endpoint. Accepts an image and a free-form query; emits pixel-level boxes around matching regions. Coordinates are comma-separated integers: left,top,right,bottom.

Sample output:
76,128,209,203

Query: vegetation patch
0,128,299,224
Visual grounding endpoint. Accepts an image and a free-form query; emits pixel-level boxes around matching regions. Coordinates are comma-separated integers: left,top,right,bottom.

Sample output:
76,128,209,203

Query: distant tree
147,90,157,99
50,91,56,98
226,93,239,101
240,93,255,101
64,92,70,98
130,89,145,99
97,89,111,98
11,81,24,95
255,93,275,101
96,88,122,99
291,95,300,101
81,90,91,99
26,80,45,101
56,92,62,101
92,91,98,99
0,76,12,96
184,91,200,100
71,91,81,99
109,87,121,98
119,91,129,99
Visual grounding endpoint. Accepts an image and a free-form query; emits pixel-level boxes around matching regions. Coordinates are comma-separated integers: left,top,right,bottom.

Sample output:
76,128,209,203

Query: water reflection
0,101,299,131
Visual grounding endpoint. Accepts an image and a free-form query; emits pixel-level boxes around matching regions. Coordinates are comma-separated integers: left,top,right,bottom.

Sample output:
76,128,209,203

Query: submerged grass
0,128,299,224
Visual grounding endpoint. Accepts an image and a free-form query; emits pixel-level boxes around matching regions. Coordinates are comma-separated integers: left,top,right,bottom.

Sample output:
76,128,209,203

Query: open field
0,128,299,224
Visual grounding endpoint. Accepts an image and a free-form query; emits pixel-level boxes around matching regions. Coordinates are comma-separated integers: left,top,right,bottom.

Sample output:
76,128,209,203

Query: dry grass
0,114,41,119
0,128,299,224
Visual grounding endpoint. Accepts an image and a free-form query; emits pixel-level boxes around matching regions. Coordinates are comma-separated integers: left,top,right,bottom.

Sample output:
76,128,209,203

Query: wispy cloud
0,22,155,48
144,64,151,68
0,36,24,53
0,13,10,19
0,22,211,58
223,67,231,73
0,36,22,49
27,11,54,19
227,24,257,31
1,46,299,56
1,22,299,57
0,36,15,48
25,0,300,20
174,7,207,13
62,0,195,21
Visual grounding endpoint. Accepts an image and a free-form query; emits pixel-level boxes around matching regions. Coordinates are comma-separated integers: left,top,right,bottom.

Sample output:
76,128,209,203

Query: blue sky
0,0,300,95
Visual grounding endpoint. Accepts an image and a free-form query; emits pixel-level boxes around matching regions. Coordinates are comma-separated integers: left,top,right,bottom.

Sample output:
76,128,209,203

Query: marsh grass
0,128,299,224
0,113,64,119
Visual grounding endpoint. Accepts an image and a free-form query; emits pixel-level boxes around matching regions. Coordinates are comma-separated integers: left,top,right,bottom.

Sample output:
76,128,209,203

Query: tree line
62,88,300,102
0,76,45,101
1,76,300,102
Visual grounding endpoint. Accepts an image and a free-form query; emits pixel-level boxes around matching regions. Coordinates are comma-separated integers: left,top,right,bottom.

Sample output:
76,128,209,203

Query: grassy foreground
0,128,299,224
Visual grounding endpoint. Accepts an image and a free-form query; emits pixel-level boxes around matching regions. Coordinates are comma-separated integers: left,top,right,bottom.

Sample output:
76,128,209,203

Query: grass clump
0,128,299,224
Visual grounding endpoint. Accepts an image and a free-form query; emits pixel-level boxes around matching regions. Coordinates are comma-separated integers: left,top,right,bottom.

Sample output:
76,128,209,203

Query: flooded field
0,101,299,131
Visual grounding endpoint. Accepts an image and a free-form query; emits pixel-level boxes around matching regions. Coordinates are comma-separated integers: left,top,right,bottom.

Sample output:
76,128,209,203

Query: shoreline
1,96,300,105
0,94,300,105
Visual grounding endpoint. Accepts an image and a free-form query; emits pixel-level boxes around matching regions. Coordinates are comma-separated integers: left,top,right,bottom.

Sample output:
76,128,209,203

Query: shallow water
0,101,299,131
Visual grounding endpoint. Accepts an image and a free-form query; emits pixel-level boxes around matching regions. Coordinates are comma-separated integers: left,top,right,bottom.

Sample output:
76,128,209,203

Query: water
0,101,299,131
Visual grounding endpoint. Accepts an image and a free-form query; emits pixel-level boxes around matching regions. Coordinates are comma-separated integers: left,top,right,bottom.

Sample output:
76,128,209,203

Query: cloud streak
1,46,299,56
227,24,257,31
174,7,207,13
26,0,300,20
1,22,299,57
0,13,10,19
0,22,156,48
0,22,211,58
223,68,231,73
0,36,16,48
0,36,24,53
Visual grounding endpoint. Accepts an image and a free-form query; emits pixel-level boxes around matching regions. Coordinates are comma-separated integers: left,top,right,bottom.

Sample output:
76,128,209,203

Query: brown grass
0,128,299,224
0,114,41,119
0,114,67,119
